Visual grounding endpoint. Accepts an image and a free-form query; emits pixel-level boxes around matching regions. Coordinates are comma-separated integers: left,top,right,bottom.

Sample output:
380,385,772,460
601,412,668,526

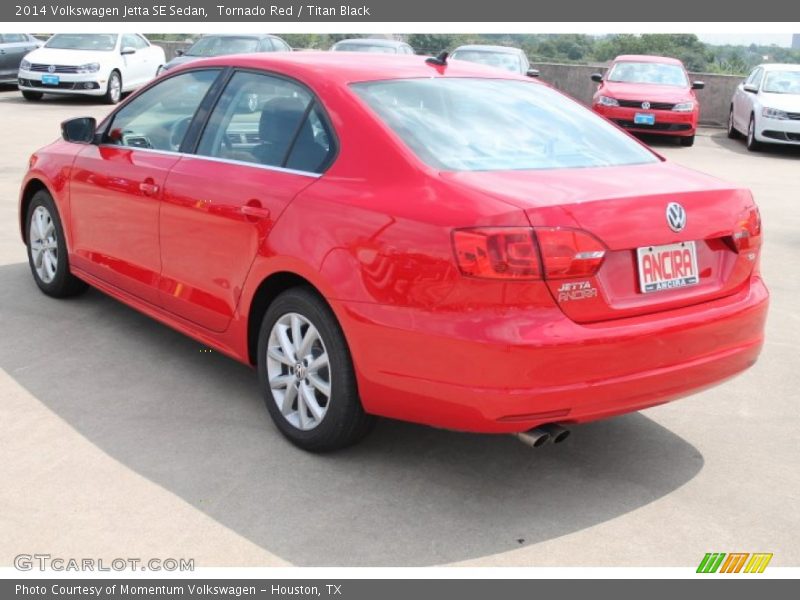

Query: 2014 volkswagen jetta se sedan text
19,53,768,451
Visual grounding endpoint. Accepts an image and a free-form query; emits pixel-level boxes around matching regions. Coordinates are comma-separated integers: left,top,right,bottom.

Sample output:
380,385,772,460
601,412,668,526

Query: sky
696,33,795,47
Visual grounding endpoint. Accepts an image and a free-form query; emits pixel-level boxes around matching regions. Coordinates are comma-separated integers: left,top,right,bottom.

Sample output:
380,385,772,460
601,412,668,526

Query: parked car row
4,33,800,152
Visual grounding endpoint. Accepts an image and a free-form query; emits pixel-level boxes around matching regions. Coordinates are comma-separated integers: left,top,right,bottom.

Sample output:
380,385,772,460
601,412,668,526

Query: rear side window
105,70,219,152
197,71,335,173
2,34,27,43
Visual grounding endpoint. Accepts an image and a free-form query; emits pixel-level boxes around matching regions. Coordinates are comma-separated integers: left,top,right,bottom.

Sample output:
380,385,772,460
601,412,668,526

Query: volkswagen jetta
19,53,768,451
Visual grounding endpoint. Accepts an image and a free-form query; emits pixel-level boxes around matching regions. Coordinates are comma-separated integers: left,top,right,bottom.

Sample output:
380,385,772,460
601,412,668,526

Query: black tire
21,90,43,101
25,190,88,298
727,107,741,139
746,115,761,152
680,135,695,147
104,70,122,104
257,287,375,452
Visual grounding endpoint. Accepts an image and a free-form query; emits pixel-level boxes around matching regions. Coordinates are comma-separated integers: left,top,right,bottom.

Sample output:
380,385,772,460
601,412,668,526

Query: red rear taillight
732,206,762,253
452,228,540,279
452,227,606,281
534,227,607,280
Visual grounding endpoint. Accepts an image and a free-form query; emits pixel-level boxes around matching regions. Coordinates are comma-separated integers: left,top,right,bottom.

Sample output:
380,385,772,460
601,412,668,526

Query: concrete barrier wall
151,43,745,127
531,62,745,127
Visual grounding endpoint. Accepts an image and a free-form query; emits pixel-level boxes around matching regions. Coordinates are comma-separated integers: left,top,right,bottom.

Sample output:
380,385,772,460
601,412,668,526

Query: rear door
69,69,220,303
158,70,336,332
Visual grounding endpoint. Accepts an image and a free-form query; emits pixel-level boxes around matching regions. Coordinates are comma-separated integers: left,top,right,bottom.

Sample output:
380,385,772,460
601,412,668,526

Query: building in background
793,34,800,49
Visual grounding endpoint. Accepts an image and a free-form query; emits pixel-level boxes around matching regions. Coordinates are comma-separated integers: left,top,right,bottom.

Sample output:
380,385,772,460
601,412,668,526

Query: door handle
240,205,271,220
139,181,159,196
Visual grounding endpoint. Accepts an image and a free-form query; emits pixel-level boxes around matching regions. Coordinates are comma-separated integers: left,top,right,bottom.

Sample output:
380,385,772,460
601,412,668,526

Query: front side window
122,34,148,50
197,71,335,173
353,78,659,172
2,33,28,43
745,67,763,88
186,36,260,57
607,61,689,87
762,71,800,95
45,34,118,51
105,70,219,152
451,51,522,74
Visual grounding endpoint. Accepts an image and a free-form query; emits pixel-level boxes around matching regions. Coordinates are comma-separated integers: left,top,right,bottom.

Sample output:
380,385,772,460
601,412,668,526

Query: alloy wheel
266,312,332,431
29,205,58,284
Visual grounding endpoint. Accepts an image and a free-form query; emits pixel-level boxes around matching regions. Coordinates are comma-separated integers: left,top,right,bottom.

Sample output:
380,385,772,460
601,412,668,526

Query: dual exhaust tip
514,423,571,448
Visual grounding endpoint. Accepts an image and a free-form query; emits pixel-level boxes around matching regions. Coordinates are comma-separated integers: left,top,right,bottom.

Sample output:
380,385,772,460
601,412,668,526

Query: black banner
4,0,800,22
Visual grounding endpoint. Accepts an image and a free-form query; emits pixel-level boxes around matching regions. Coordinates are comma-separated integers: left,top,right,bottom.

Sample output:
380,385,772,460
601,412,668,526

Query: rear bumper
338,277,768,432
594,104,698,137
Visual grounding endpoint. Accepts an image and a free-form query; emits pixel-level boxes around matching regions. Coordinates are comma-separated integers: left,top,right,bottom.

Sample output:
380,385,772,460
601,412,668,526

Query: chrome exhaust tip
514,428,551,448
540,423,571,444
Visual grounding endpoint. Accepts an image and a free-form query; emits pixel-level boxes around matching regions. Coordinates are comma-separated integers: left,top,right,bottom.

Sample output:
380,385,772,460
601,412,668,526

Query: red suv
592,54,704,146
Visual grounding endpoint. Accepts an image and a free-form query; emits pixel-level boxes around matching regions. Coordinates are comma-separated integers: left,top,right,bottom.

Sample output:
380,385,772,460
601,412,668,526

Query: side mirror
743,83,758,94
61,117,96,144
121,46,136,55
691,81,705,90
526,68,540,78
175,49,185,56
591,73,603,83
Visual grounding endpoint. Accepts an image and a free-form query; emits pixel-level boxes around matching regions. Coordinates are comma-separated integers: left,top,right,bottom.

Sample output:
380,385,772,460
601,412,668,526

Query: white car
18,33,165,104
728,63,800,151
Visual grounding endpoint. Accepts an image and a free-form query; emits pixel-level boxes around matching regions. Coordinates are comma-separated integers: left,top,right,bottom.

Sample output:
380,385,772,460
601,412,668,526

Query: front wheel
26,190,88,298
104,71,122,104
746,115,762,152
680,135,695,147
257,287,375,452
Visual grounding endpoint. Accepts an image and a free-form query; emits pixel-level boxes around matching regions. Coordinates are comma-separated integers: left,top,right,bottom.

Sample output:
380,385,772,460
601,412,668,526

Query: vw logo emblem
48,65,56,73
641,101,651,110
666,202,687,232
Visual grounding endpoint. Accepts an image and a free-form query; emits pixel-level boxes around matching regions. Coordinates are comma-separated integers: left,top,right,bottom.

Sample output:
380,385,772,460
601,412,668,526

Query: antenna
425,51,449,67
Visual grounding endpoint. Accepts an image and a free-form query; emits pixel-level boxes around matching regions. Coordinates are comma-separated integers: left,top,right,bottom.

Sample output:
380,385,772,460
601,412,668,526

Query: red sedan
19,53,767,451
592,54,704,146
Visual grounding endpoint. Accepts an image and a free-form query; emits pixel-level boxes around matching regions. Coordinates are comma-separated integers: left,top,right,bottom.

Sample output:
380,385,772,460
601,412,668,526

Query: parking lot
0,84,798,568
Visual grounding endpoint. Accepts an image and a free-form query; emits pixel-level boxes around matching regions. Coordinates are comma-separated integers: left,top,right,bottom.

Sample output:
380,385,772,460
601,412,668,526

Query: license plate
634,112,655,125
637,241,699,293
41,74,60,86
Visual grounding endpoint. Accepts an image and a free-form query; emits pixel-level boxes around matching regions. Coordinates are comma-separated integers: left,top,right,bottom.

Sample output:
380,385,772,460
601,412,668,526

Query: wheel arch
19,178,51,244
246,271,335,366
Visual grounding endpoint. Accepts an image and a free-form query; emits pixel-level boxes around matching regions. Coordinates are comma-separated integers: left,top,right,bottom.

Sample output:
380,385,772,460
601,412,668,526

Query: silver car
450,44,539,77
0,33,41,84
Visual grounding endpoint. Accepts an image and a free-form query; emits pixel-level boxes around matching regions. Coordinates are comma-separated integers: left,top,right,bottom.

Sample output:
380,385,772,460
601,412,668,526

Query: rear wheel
746,115,762,152
26,190,88,298
727,107,740,139
104,70,122,104
257,287,375,452
21,90,43,101
680,135,695,147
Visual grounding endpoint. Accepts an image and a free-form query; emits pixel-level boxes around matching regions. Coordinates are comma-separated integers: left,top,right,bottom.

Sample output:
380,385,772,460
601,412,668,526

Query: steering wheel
168,117,193,151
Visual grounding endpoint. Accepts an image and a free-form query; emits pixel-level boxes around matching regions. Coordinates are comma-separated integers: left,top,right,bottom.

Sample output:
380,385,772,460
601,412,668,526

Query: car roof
758,63,800,71
197,33,282,39
613,54,684,66
452,45,523,55
181,51,534,84
333,38,408,47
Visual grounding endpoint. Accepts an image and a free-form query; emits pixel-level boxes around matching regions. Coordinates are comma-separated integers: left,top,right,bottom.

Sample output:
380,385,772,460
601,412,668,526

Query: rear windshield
45,34,117,51
451,51,522,73
187,36,260,56
352,78,658,171
607,61,688,87
762,70,800,95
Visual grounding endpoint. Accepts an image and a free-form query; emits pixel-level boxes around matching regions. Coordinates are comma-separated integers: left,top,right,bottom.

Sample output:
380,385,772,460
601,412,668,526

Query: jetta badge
666,202,687,232
641,101,651,109
48,65,56,73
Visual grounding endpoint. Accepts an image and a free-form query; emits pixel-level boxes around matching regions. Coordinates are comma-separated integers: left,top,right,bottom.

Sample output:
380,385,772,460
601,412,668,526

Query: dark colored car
330,38,415,54
162,34,291,71
0,33,41,83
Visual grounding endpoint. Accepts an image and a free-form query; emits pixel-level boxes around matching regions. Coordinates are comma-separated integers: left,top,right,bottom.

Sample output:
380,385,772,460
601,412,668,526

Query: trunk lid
441,162,759,323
